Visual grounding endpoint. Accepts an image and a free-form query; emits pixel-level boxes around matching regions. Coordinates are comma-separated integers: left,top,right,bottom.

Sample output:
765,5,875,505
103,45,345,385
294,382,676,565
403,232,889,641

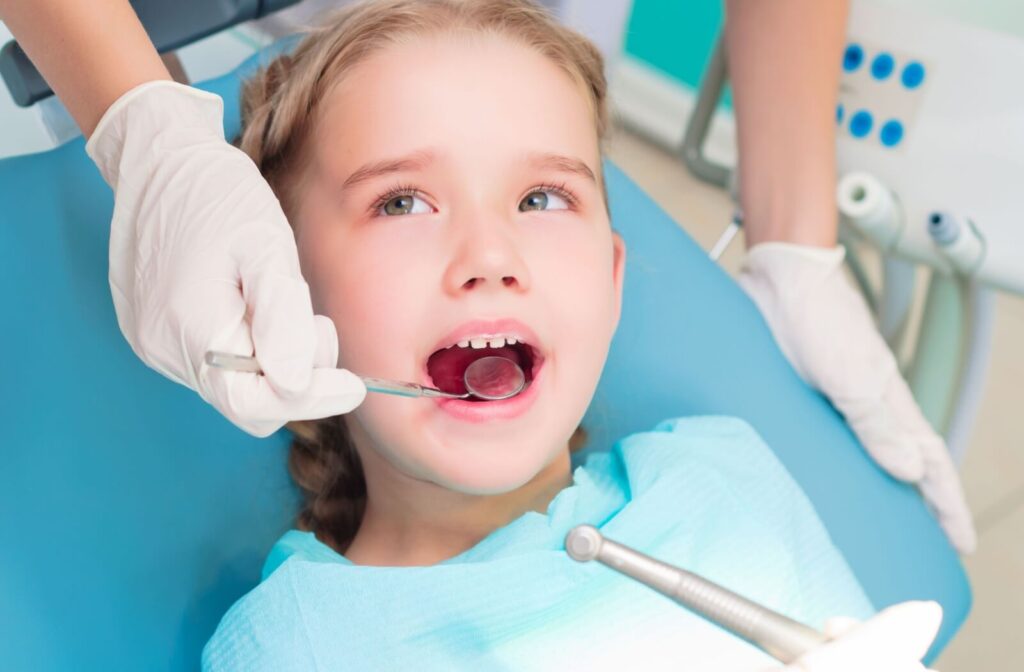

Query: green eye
518,189,570,212
379,193,430,216
384,195,414,215
519,191,549,212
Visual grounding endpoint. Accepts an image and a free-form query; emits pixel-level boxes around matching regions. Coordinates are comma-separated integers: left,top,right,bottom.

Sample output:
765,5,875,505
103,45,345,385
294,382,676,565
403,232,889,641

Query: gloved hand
738,242,975,554
85,81,366,437
781,600,943,672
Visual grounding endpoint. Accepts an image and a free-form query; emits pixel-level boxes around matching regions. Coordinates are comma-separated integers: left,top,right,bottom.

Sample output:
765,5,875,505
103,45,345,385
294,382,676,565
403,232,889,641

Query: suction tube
837,171,903,249
926,212,985,275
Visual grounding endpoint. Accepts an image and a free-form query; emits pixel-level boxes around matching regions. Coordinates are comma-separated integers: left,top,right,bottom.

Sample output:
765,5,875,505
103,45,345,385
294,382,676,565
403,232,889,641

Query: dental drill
565,525,828,664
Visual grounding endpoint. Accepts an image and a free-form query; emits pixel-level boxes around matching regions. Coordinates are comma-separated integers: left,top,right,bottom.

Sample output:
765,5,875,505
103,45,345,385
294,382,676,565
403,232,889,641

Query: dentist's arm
725,0,975,553
0,0,366,435
0,0,170,137
725,0,844,249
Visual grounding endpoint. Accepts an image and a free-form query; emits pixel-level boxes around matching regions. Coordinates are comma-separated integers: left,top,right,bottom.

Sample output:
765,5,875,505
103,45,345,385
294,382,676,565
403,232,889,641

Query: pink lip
432,361,545,422
423,317,546,423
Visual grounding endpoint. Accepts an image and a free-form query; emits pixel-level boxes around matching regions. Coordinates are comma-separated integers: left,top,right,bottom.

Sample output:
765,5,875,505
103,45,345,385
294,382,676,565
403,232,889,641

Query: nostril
502,276,516,287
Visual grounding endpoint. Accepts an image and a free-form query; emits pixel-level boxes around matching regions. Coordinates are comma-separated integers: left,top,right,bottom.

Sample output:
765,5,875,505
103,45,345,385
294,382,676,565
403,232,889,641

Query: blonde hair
240,0,609,217
238,0,606,552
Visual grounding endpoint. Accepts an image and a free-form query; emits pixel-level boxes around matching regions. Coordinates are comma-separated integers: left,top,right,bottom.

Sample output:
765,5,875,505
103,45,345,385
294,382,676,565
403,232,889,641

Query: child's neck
343,447,573,567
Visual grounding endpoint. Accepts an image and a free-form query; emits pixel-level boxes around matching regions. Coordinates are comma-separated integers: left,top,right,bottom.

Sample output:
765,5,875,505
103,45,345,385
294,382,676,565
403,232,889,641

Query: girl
202,1,939,669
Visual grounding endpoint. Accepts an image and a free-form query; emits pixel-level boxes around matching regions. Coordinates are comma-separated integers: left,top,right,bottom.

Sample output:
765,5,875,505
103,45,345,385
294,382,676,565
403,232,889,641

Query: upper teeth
453,335,520,349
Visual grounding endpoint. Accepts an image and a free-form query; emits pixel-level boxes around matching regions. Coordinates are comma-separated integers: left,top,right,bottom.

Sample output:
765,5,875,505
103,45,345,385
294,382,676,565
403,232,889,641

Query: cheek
525,222,618,406
527,222,618,338
301,221,440,372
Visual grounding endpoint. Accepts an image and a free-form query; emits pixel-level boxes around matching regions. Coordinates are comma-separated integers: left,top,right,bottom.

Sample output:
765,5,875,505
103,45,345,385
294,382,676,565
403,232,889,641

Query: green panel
624,0,724,89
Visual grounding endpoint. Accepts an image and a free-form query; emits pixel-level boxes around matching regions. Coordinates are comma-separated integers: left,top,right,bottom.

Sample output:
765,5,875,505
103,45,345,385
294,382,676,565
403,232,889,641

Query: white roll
837,171,903,250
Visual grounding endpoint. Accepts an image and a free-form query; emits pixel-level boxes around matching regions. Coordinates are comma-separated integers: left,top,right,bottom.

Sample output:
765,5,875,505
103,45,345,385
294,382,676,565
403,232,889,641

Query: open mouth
426,336,541,401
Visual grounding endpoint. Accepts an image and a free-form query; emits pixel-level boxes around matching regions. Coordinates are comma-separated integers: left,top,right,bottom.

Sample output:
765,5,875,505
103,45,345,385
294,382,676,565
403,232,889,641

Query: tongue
426,346,525,395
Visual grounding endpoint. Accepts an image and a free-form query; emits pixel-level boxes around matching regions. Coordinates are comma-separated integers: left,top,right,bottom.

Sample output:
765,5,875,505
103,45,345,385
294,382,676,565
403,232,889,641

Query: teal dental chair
0,45,969,671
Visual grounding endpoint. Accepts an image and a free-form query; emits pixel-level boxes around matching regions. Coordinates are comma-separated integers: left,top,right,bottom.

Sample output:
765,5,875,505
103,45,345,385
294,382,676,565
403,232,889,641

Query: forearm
725,0,849,248
0,0,170,137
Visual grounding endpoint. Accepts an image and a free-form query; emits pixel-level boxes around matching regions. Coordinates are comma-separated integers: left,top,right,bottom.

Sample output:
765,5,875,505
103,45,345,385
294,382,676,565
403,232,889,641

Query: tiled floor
606,128,1024,672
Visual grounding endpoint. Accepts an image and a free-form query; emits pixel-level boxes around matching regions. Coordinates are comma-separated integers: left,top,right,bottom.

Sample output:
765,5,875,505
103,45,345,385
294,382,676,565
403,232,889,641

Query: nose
442,214,531,295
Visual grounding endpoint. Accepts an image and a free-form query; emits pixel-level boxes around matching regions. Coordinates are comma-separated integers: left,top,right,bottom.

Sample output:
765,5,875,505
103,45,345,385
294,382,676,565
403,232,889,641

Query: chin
420,433,566,496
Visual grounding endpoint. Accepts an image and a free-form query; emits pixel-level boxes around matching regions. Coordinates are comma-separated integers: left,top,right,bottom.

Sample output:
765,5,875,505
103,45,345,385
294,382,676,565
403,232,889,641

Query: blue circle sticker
850,110,873,138
843,44,864,72
880,120,904,147
871,53,895,80
901,62,925,88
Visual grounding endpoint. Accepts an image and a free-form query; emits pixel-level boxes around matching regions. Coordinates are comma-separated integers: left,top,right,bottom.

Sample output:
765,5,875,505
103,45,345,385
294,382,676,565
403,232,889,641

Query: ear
610,230,627,330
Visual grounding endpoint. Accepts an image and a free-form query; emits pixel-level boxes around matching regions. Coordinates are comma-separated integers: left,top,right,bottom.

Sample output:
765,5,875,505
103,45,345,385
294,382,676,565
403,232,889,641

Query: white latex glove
780,600,943,672
86,81,366,437
738,242,975,554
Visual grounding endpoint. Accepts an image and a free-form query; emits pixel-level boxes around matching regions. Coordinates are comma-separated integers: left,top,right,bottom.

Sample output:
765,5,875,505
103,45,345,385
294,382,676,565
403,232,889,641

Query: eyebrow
526,152,597,184
340,149,437,191
339,148,597,191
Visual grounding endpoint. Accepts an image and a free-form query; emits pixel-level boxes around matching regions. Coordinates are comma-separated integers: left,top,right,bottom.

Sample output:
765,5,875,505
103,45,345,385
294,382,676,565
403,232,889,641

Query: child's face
293,32,624,497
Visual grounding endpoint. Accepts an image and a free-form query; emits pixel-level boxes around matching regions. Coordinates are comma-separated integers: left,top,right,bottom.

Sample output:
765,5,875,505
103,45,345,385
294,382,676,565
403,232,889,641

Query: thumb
793,602,941,672
854,601,943,662
821,616,861,640
835,601,942,663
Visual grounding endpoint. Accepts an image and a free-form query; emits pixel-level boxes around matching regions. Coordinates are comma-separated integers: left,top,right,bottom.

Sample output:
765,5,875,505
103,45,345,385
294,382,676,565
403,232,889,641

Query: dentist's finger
821,616,860,640
844,601,942,663
841,396,926,483
918,436,977,554
796,602,941,671
205,366,367,437
244,270,318,398
879,377,977,553
236,368,367,422
312,314,340,369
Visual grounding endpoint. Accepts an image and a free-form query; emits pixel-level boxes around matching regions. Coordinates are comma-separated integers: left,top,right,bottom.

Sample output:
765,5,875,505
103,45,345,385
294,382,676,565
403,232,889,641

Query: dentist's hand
781,601,943,672
86,81,366,437
738,242,975,554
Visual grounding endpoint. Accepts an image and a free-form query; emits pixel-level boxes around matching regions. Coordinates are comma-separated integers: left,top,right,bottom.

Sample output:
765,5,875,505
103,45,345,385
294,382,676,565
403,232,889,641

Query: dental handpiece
564,525,828,664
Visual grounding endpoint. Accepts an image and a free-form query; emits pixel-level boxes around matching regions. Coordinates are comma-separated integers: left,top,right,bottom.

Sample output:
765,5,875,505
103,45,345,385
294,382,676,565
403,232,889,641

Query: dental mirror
461,355,527,400
204,351,527,401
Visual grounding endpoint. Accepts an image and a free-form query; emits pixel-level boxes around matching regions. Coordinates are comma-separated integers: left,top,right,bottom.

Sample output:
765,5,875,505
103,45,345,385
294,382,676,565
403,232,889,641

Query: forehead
311,32,600,177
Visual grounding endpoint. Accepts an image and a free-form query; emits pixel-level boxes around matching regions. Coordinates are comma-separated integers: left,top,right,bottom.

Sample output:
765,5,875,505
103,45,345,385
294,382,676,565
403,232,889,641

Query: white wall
877,0,1024,38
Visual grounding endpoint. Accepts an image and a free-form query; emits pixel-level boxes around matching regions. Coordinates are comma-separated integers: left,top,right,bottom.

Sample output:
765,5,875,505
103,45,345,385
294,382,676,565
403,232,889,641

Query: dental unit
681,0,1024,464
